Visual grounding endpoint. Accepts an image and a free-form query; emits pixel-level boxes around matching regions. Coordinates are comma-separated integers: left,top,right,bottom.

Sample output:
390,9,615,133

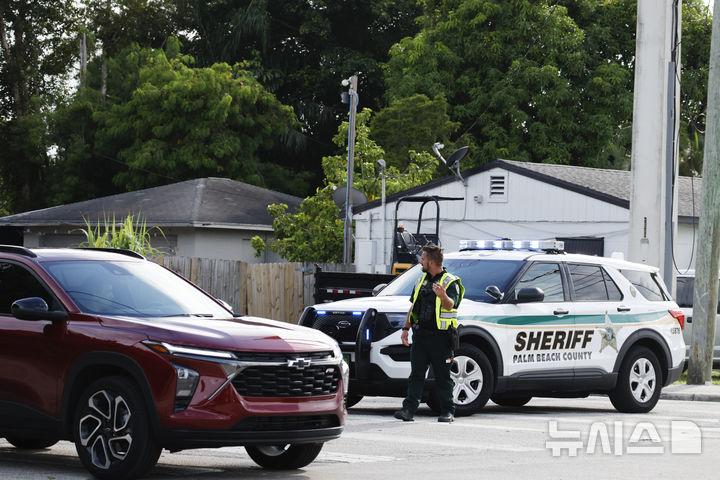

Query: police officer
394,244,464,423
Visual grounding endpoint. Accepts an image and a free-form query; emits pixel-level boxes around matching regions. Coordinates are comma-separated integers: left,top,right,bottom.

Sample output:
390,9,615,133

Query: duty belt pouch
448,325,459,352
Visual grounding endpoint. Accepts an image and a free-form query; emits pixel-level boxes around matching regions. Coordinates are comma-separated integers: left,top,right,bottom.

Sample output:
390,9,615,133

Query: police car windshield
378,259,524,302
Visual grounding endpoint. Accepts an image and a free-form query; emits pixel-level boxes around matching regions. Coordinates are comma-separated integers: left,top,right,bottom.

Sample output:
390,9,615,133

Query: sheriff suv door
500,261,576,380
564,262,628,385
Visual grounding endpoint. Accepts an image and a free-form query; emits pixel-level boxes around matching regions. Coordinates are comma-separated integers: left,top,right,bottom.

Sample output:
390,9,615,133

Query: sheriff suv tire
428,344,494,416
609,347,662,413
73,376,162,480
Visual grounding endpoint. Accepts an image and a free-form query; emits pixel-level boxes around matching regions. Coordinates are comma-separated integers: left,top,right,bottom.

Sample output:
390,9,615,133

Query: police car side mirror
516,287,545,304
372,283,388,296
485,285,504,302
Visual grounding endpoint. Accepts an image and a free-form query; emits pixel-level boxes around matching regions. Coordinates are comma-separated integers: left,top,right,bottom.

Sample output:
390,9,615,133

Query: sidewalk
661,383,720,402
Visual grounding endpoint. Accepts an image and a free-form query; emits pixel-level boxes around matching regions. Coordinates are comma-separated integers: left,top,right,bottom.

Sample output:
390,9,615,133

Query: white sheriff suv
299,240,686,415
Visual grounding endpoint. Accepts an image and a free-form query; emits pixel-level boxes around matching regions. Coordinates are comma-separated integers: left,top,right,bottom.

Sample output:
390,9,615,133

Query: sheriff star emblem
597,311,622,353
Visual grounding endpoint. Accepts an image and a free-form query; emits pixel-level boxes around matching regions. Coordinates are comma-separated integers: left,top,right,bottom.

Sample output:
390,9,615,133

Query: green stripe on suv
458,311,669,326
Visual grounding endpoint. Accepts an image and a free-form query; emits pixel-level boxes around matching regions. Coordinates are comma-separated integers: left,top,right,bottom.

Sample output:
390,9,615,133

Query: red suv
0,246,347,479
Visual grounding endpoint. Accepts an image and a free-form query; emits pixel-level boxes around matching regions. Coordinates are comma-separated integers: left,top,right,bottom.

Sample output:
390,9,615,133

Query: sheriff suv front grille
309,311,398,343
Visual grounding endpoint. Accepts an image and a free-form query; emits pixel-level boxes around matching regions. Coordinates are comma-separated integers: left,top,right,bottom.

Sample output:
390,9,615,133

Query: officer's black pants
402,330,454,415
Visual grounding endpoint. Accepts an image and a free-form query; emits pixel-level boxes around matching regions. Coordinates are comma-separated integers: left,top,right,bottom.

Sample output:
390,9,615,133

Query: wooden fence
155,257,358,324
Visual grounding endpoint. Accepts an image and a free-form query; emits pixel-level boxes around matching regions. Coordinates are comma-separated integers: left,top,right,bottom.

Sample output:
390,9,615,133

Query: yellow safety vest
410,271,465,330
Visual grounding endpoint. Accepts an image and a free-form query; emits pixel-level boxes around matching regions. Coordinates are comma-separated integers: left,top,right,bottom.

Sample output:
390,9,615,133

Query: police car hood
314,296,411,313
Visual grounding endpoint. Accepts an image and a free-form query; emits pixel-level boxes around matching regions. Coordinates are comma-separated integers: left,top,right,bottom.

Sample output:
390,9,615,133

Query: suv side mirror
516,287,545,304
372,283,387,296
11,297,68,321
485,285,504,301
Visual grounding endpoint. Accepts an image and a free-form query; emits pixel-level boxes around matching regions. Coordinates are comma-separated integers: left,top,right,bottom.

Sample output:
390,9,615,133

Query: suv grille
231,351,340,397
309,311,398,343
311,313,362,343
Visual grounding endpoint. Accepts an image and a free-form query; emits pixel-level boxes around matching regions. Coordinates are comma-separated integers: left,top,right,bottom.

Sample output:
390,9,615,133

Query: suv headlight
385,313,408,329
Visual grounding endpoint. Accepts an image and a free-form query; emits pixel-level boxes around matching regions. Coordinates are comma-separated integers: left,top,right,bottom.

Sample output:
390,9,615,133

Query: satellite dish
333,186,368,207
333,186,368,216
445,146,469,170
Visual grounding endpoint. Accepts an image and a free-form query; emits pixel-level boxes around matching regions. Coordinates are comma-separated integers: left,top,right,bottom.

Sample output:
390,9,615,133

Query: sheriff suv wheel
428,344,494,416
609,347,662,413
245,443,324,469
73,376,162,480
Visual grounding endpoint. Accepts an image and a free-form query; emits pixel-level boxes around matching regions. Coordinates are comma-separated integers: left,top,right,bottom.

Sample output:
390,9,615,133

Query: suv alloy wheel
74,376,162,479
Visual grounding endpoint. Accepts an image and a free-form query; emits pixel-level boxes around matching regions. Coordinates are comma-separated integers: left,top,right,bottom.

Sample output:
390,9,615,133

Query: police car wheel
445,344,494,416
609,346,662,413
345,394,363,408
490,394,532,407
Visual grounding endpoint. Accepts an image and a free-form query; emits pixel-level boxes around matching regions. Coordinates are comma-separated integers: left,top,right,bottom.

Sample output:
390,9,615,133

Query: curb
660,392,720,402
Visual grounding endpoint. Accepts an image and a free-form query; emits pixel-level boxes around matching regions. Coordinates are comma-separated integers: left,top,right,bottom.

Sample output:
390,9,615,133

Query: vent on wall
488,172,508,202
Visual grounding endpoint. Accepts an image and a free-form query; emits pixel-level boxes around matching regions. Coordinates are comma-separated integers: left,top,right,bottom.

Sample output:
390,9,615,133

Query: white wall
22,226,284,264
353,167,630,271
175,228,284,263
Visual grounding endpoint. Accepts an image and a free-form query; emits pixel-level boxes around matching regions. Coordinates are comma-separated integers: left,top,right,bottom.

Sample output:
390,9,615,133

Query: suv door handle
553,309,569,316
617,306,631,312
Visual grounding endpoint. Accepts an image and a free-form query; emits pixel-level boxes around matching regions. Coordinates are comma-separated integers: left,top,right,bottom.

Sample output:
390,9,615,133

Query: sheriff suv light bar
459,239,565,253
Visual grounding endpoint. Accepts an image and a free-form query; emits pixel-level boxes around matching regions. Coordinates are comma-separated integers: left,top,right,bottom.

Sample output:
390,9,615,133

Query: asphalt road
1,395,718,479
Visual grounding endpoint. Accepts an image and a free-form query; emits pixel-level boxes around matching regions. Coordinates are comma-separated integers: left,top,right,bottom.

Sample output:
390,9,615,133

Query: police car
299,240,686,415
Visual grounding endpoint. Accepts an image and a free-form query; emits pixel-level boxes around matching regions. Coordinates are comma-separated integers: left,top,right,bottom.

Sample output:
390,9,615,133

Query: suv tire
609,346,662,413
428,344,494,416
5,437,59,449
245,443,324,469
345,394,363,408
73,376,162,480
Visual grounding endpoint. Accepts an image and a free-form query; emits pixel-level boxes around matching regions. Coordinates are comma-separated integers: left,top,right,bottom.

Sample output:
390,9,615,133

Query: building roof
0,178,302,229
354,159,702,220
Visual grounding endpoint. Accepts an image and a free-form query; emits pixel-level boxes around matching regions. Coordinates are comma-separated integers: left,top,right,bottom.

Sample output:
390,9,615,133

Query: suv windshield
378,259,524,302
43,260,230,318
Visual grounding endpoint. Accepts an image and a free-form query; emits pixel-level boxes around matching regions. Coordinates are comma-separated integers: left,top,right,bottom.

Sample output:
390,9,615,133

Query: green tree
261,109,438,262
0,1,78,212
370,94,460,170
52,38,298,196
677,0,712,176
384,0,601,167
181,0,423,193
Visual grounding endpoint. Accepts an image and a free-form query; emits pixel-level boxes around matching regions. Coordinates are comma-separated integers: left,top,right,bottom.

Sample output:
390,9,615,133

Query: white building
352,159,701,274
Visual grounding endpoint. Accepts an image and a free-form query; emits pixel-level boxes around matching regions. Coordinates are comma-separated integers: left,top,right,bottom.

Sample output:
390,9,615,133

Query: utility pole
687,0,720,385
342,75,359,264
627,0,681,291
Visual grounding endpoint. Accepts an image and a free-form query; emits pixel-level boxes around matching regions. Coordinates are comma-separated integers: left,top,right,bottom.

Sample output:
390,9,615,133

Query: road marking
317,452,397,463
341,432,544,452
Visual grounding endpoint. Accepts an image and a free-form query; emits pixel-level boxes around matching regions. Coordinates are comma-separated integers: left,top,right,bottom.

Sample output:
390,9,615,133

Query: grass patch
674,369,720,385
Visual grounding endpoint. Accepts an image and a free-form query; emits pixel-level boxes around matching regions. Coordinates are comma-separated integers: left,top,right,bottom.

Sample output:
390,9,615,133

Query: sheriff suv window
567,264,622,301
514,262,564,302
619,269,669,302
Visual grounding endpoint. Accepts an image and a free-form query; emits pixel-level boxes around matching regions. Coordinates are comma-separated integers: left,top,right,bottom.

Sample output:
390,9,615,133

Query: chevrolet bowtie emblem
287,357,311,369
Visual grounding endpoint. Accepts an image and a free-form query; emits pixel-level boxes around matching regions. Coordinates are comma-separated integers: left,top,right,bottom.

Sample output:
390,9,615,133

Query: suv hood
98,314,338,353
313,296,412,313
